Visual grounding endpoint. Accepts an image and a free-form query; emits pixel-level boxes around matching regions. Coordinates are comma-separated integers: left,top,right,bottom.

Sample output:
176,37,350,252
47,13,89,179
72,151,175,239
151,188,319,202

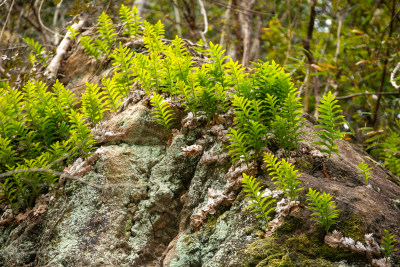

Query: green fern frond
22,37,49,66
150,92,174,132
227,128,251,167
357,162,372,185
112,42,135,95
263,152,302,201
380,230,397,263
306,188,339,234
119,4,142,37
102,77,123,112
97,12,117,53
143,20,166,52
313,91,345,159
206,42,229,89
80,36,100,60
242,173,276,226
81,82,109,127
68,109,96,158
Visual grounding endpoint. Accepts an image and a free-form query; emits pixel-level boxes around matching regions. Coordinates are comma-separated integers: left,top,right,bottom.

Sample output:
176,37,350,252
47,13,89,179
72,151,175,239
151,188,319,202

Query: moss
295,158,313,171
337,215,364,242
237,238,283,266
124,217,133,236
276,216,305,236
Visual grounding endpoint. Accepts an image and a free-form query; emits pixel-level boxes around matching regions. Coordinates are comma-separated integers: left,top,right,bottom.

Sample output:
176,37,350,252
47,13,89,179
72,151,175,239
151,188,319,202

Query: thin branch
172,0,182,37
198,0,208,45
390,62,400,90
52,0,64,44
336,91,400,100
0,0,15,44
38,0,65,40
372,0,396,127
219,0,232,47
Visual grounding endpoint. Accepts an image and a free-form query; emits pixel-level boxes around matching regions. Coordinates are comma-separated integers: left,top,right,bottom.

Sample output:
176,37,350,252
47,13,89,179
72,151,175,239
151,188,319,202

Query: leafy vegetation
150,92,175,132
312,91,345,159
357,162,372,185
306,188,339,234
380,230,397,263
242,173,276,228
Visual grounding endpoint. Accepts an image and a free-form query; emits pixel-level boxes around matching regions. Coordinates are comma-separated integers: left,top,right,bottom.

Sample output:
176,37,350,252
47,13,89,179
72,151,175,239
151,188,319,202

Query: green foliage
81,82,109,127
381,130,400,176
143,20,166,53
67,25,79,41
0,79,98,209
205,42,229,90
270,87,304,152
242,173,276,227
379,230,397,263
22,37,49,66
306,188,339,234
252,61,293,106
111,42,135,95
150,92,175,132
102,77,122,112
80,36,100,60
119,4,141,37
356,162,372,185
263,152,302,201
97,11,117,54
312,91,345,159
227,128,252,167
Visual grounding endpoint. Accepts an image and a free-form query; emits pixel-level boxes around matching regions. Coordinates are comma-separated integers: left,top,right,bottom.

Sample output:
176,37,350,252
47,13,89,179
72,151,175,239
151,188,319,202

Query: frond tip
242,173,276,227
150,92,175,132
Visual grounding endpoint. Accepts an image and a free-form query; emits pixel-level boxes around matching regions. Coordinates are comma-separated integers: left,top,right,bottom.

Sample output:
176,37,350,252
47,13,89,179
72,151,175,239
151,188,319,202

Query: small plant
380,230,397,263
242,173,276,227
119,4,141,37
81,82,109,127
357,162,372,185
312,91,345,159
227,128,252,167
23,37,49,66
263,152,302,201
150,92,175,132
306,188,339,234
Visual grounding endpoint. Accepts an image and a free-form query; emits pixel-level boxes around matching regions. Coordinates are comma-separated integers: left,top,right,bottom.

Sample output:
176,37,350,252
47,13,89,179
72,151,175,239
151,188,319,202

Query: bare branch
172,0,182,37
390,62,400,90
45,17,86,83
336,91,400,100
0,0,15,43
198,0,208,45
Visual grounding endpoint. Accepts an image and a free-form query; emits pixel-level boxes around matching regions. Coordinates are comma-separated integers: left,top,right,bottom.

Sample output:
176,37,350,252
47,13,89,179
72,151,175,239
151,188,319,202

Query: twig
172,0,182,37
0,0,15,43
45,17,86,83
390,62,400,90
336,91,400,100
198,0,208,45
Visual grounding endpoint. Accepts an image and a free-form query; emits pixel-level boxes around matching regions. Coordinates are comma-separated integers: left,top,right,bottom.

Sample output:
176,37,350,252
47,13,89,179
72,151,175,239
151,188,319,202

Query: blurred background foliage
1,0,400,173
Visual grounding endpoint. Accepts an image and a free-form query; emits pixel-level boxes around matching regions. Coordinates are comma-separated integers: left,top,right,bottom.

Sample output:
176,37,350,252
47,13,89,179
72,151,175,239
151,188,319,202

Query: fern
206,42,229,89
81,82,109,127
242,173,276,227
306,188,339,234
357,162,372,185
312,91,345,159
67,25,79,41
80,36,100,60
143,20,166,53
150,92,174,132
102,77,123,112
97,12,117,54
119,5,142,37
112,42,135,95
22,37,49,66
252,61,292,106
0,137,18,171
68,109,96,158
227,128,251,167
381,130,400,176
380,230,397,263
263,152,302,201
226,58,247,93
270,87,304,152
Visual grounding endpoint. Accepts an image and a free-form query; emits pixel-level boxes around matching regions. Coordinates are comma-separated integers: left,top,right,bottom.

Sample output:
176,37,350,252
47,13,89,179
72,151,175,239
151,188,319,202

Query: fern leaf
150,92,175,132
